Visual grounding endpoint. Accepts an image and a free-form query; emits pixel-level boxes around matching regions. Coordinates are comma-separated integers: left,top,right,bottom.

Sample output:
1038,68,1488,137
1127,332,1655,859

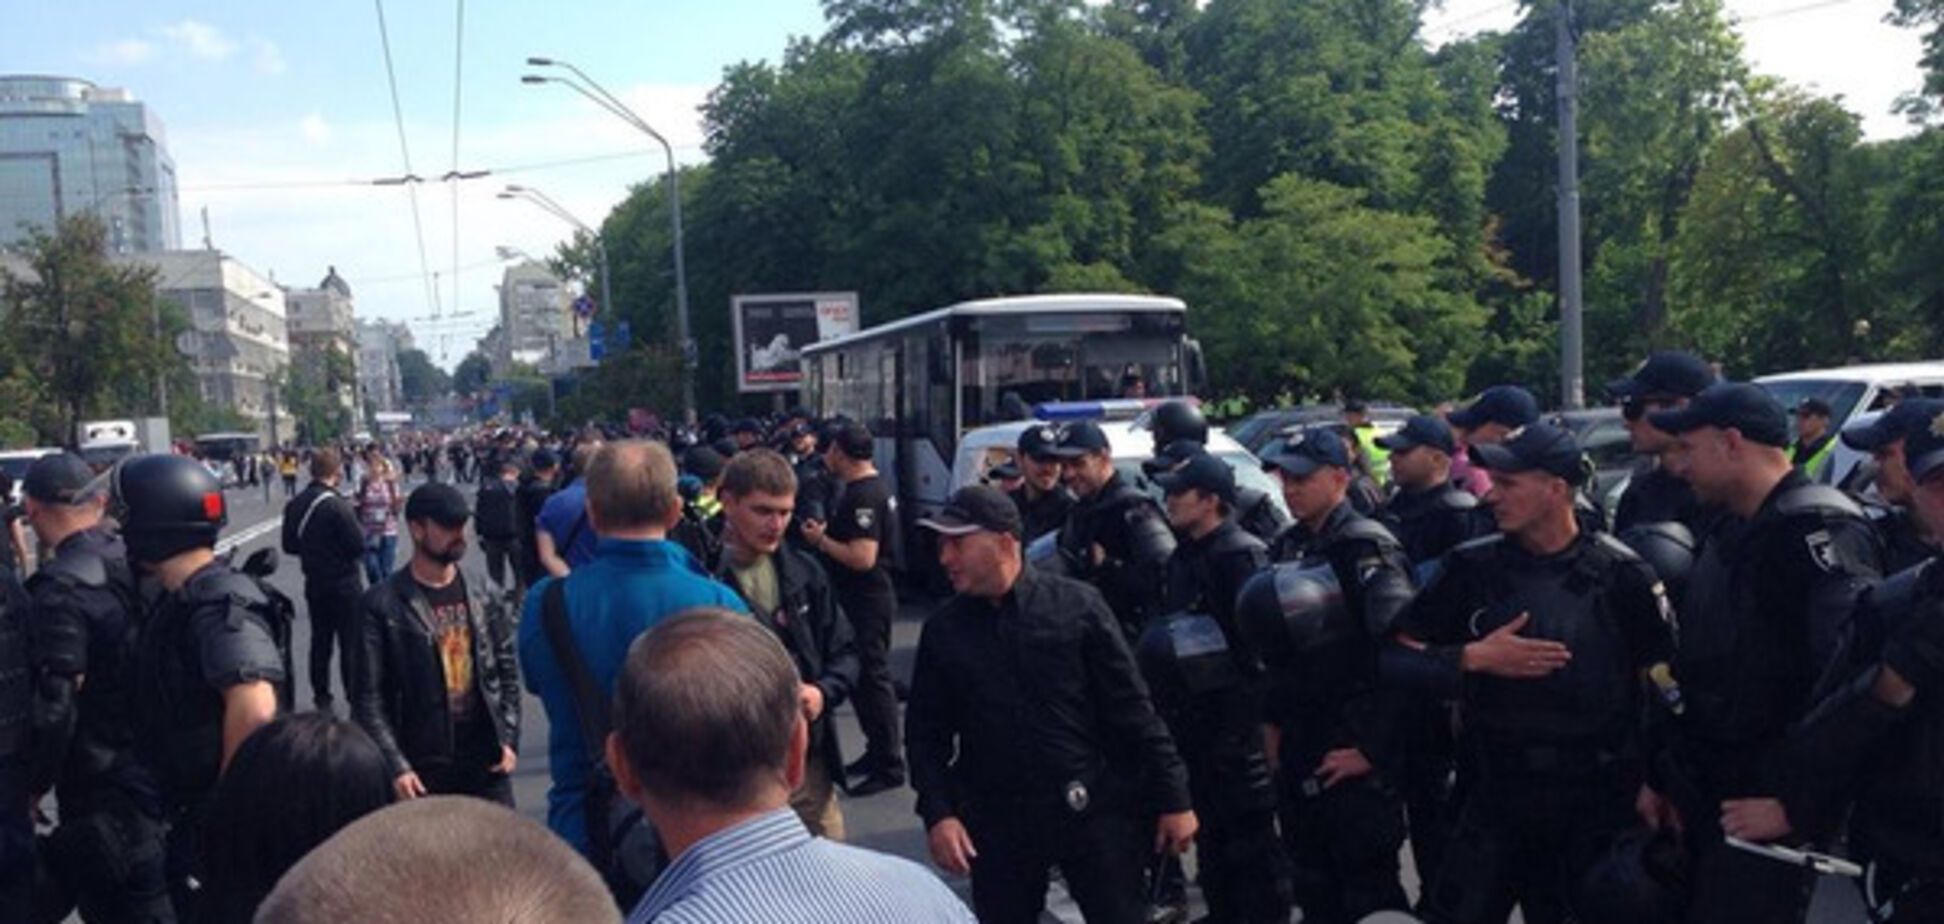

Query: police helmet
1137,611,1242,704
111,453,227,565
1577,828,1688,924
1234,562,1353,668
1618,522,1697,597
1149,401,1209,453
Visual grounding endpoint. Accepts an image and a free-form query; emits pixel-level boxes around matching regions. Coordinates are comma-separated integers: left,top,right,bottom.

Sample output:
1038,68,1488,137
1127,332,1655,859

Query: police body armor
134,565,291,810
1138,611,1245,705
1383,482,1485,566
0,571,29,766
1675,482,1869,754
1618,521,1696,608
1058,476,1175,636
1234,486,1291,546
27,530,145,800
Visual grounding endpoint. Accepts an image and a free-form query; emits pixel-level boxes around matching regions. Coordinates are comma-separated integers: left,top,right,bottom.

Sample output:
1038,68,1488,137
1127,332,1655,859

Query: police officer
1009,423,1075,543
1449,385,1542,448
0,515,31,913
1764,410,1944,922
1641,383,1882,924
1247,429,1415,922
1146,439,1290,545
1608,351,1717,534
1388,423,1677,924
1344,399,1391,487
1792,398,1839,484
1839,399,1944,573
112,453,287,915
907,485,1197,924
1052,420,1176,639
1375,414,1490,566
23,453,173,922
1146,454,1290,923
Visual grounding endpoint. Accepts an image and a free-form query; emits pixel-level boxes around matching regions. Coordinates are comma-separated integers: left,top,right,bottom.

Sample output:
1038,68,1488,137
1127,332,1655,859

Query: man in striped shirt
608,608,973,923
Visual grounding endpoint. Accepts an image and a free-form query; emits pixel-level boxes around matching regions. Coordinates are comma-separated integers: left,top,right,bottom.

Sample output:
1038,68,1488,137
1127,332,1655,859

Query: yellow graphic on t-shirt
426,598,474,711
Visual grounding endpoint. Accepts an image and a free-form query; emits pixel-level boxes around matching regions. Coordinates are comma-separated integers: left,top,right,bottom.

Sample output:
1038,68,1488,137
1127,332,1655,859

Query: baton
1725,836,1864,878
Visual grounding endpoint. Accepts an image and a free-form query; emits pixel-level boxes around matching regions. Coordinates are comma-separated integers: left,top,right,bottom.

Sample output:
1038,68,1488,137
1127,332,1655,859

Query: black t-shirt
827,474,893,597
416,576,494,759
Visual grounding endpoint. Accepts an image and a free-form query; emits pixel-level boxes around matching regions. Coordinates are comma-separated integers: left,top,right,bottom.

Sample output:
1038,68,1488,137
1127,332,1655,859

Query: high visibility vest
1354,424,1391,485
1795,437,1837,483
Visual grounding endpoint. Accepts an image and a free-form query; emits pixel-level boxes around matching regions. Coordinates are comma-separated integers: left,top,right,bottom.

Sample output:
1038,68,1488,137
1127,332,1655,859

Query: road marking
216,517,282,555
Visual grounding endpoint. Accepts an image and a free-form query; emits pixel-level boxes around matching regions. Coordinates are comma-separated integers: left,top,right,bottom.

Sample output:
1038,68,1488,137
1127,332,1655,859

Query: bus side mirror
1185,338,1208,396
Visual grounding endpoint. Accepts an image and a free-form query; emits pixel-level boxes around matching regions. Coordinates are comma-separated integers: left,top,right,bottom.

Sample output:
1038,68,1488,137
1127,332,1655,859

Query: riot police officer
1052,421,1176,639
1642,383,1882,924
1144,454,1290,923
24,453,173,922
112,453,288,916
1773,408,1944,921
1146,401,1289,543
1009,423,1075,543
1839,399,1944,573
1375,414,1491,566
1243,429,1415,923
1608,351,1717,534
1388,423,1677,924
0,522,30,913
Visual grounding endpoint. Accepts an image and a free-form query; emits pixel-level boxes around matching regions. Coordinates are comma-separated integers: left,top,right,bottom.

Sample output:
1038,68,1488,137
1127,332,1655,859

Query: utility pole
1555,0,1586,409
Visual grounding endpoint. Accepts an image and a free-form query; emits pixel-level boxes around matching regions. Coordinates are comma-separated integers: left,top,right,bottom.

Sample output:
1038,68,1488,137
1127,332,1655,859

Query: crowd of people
3,349,1943,923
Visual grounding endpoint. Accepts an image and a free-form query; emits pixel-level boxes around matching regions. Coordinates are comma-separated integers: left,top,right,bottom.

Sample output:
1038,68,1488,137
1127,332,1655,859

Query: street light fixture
523,56,695,423
497,184,614,361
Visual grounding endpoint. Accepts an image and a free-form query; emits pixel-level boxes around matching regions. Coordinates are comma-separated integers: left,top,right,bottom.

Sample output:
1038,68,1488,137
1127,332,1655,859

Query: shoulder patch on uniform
1804,529,1837,572
855,506,874,531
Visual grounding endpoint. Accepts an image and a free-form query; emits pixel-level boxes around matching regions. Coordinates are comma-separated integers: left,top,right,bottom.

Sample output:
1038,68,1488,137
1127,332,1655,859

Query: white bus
801,293,1205,567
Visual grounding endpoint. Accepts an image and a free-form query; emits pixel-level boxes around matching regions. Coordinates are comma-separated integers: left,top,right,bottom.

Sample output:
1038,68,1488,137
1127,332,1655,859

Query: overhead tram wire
373,0,441,325
1735,0,1854,25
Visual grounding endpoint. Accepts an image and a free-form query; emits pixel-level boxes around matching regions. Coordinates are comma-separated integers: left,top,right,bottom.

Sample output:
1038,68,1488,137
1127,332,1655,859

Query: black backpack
540,580,666,905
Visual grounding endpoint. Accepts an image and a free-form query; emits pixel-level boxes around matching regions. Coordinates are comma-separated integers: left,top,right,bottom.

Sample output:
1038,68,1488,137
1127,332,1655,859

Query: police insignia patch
856,507,874,531
1931,412,1944,439
1804,530,1837,572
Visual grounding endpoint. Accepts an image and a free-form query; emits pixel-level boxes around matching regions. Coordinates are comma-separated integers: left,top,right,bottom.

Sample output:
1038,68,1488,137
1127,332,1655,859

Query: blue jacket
535,480,600,568
520,537,749,853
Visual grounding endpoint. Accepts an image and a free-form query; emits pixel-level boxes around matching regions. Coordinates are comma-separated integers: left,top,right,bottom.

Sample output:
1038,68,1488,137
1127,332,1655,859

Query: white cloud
299,114,332,145
249,36,287,76
160,20,238,61
84,38,157,67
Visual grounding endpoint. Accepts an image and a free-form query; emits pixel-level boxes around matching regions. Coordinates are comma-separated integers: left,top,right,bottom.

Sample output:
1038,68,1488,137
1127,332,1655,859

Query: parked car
1756,362,1944,486
1228,403,1416,459
0,448,60,505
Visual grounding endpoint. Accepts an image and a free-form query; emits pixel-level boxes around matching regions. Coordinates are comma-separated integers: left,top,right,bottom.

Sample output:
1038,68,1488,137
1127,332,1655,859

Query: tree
396,348,450,408
0,213,191,444
453,351,493,395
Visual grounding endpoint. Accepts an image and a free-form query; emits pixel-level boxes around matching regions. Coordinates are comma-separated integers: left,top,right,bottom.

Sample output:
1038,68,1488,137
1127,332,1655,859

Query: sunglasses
1621,395,1679,422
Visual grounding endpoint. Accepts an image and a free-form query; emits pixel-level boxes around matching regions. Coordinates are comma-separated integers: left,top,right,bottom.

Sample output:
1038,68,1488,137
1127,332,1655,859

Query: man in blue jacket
520,439,748,855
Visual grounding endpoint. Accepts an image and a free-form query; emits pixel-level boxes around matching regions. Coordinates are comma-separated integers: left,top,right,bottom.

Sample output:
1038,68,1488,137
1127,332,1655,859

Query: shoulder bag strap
541,579,610,765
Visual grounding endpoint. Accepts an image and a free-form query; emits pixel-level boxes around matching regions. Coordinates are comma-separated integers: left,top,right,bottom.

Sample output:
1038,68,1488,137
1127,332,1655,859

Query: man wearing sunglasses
1609,351,1717,535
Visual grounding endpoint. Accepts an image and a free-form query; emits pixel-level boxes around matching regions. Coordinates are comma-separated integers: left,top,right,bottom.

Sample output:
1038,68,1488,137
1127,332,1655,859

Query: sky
1,0,1926,370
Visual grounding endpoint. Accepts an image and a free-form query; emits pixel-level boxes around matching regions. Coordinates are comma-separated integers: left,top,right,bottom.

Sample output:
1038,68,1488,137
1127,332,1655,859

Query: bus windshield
960,311,1186,426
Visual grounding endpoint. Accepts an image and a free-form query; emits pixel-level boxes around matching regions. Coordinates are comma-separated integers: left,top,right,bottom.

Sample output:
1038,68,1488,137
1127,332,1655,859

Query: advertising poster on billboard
732,292,859,392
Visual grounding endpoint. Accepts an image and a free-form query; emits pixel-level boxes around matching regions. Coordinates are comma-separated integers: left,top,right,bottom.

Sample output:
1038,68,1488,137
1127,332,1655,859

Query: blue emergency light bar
1032,397,1198,422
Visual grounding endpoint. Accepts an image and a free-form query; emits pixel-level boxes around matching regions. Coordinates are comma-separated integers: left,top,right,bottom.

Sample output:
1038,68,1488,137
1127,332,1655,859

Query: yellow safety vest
1355,425,1391,485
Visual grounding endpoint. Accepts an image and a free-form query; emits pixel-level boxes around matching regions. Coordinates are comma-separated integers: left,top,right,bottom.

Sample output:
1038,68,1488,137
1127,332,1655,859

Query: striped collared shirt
626,807,975,924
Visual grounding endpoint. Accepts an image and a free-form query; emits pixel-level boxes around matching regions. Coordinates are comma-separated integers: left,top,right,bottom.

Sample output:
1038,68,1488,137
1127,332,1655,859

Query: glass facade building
0,75,181,253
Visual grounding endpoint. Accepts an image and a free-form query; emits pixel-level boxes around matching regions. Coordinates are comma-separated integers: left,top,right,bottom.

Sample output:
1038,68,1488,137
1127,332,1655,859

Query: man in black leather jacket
353,483,521,805
711,448,859,838
280,448,366,712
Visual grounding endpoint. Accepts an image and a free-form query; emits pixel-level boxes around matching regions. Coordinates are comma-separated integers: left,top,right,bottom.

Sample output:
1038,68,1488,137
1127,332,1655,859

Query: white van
1756,362,1944,486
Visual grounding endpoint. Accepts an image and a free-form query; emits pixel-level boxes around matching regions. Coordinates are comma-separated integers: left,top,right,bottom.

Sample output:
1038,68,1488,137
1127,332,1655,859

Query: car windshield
1757,379,1868,426
0,458,35,481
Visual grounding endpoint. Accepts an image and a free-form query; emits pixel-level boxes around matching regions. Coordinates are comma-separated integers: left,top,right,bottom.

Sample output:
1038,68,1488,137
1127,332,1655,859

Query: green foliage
278,345,357,445
396,348,449,408
453,351,493,395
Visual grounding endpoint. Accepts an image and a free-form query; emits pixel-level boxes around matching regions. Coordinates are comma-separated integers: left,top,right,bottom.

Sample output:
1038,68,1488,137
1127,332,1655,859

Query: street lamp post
523,58,695,423
497,186,612,354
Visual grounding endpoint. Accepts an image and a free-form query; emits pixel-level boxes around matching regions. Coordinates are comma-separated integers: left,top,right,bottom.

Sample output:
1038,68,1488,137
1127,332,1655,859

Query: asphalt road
220,475,1869,923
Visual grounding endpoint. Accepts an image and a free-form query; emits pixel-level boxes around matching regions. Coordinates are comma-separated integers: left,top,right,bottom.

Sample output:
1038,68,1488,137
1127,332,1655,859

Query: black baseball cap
918,485,1023,537
1796,397,1834,418
530,448,559,470
24,453,98,505
1263,428,1352,476
1017,423,1064,460
1142,438,1206,476
1050,421,1111,458
1648,382,1792,448
832,422,875,461
682,446,727,483
1606,351,1716,401
1448,386,1541,431
1468,422,1587,485
405,482,470,527
1842,399,1944,452
1375,414,1457,456
1904,405,1944,482
1155,453,1237,504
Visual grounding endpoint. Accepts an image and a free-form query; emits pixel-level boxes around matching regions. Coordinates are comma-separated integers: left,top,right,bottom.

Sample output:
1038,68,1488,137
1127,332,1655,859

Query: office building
0,75,181,254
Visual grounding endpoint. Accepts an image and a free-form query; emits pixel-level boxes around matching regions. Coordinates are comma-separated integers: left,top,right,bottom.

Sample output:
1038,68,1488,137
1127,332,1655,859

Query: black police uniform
28,527,174,923
1392,532,1676,924
1662,469,1881,923
1613,462,1702,536
826,471,903,784
0,568,32,916
1865,500,1936,575
1233,486,1291,545
1008,483,1074,544
1259,502,1416,923
1146,519,1290,922
907,565,1192,924
1058,471,1176,640
1381,480,1490,567
514,469,557,587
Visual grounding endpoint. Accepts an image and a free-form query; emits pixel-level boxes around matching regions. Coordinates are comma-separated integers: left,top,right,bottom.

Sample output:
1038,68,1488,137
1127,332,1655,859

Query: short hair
256,797,618,924
571,439,603,477
614,608,800,809
310,448,342,481
586,440,679,531
719,448,798,500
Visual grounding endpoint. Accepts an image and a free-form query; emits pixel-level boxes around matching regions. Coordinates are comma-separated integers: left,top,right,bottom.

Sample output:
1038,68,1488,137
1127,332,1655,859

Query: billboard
732,292,859,393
